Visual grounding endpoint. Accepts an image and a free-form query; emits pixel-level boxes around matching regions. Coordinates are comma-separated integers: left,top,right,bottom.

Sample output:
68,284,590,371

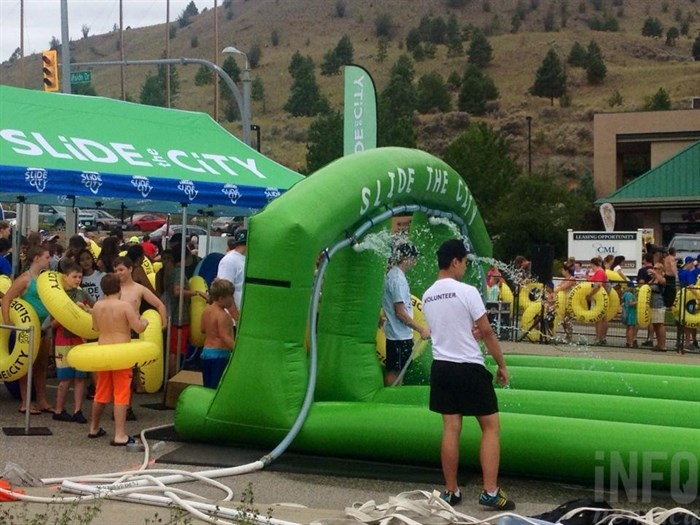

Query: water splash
352,230,394,260
427,216,461,237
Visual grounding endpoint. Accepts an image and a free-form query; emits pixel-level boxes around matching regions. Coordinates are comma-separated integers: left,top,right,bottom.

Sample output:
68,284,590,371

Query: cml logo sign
178,180,198,201
25,167,48,192
222,184,241,205
131,175,153,198
81,171,102,194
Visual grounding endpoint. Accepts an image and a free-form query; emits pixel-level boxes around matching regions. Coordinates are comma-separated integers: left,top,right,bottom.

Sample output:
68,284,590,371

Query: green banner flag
343,65,377,156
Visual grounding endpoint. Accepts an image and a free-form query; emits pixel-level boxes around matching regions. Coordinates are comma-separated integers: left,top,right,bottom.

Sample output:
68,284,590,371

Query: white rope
315,490,700,525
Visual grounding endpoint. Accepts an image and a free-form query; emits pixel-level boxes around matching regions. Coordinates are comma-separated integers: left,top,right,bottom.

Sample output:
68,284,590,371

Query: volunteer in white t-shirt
422,239,514,511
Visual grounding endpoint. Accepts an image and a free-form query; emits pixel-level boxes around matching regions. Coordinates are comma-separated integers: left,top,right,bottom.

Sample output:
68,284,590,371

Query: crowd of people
483,248,700,353
0,220,242,446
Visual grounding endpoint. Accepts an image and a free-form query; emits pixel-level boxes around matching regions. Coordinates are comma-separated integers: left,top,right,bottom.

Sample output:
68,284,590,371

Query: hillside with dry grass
1,0,699,178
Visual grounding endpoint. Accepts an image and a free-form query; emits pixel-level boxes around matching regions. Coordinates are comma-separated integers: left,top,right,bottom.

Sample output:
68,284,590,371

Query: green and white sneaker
478,488,516,510
441,489,462,506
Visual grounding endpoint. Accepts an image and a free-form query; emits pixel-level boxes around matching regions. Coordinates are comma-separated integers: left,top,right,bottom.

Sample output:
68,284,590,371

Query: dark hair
612,255,625,268
126,244,145,262
60,260,81,275
112,255,133,269
562,263,574,275
590,256,603,267
393,242,418,264
210,278,234,301
436,239,468,270
77,248,96,269
26,245,47,263
67,234,88,252
0,238,10,252
100,273,120,295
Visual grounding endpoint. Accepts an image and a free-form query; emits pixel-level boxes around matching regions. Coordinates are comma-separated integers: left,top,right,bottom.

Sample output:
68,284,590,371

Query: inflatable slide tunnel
176,147,698,490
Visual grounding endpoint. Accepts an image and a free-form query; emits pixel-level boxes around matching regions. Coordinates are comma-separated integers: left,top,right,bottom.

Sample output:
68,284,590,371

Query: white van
668,234,700,262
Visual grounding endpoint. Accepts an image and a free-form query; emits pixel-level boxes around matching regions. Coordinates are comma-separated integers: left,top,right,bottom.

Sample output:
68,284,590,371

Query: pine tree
567,41,588,68
467,29,493,68
284,51,330,117
416,72,452,113
645,88,671,111
458,64,499,115
305,111,343,174
379,55,418,119
530,48,567,106
219,57,241,121
693,34,700,61
139,64,179,107
585,40,606,84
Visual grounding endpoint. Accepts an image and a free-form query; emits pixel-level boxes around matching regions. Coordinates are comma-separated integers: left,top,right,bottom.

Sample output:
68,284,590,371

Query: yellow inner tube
0,299,41,382
67,309,164,393
605,286,621,321
188,276,208,347
636,284,651,327
672,286,700,329
567,282,609,323
0,274,12,295
138,309,164,393
499,282,514,315
37,271,98,340
518,282,544,312
375,295,428,366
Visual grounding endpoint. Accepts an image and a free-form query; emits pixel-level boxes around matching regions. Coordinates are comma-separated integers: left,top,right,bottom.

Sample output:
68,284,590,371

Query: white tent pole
175,205,188,375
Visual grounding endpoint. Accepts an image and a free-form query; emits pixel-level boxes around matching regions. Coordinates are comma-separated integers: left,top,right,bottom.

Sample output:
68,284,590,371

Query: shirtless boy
88,273,148,446
200,278,235,388
113,256,167,326
112,256,167,417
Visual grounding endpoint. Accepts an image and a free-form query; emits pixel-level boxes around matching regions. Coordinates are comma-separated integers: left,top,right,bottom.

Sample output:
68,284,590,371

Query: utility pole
20,0,25,87
213,0,219,121
166,0,171,108
120,0,125,100
60,0,71,94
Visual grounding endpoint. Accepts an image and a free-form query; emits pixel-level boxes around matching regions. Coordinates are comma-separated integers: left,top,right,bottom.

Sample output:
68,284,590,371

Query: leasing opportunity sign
567,229,645,274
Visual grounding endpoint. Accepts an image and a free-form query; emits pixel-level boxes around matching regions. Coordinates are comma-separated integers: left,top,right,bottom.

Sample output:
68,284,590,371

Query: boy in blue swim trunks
200,278,236,388
52,261,94,423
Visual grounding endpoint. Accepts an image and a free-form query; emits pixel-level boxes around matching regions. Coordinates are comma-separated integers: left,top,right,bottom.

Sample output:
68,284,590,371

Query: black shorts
429,360,498,416
385,339,413,372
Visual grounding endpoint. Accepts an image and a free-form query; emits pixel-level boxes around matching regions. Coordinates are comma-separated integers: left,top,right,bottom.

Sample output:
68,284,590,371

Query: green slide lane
175,147,698,490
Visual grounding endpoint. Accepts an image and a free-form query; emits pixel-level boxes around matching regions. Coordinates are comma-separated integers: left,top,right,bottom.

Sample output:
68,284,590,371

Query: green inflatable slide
176,147,699,493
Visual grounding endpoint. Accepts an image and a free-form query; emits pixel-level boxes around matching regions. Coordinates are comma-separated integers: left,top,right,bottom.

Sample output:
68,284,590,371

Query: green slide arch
175,147,698,490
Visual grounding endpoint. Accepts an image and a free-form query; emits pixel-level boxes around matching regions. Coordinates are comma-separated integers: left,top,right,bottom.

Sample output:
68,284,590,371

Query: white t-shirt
422,277,486,365
217,250,245,309
80,269,105,303
382,266,413,341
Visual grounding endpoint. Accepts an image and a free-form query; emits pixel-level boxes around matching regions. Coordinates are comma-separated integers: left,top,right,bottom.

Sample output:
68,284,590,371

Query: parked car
126,213,167,232
1,209,16,228
149,224,208,247
668,234,700,263
211,216,243,234
90,209,122,232
38,205,95,230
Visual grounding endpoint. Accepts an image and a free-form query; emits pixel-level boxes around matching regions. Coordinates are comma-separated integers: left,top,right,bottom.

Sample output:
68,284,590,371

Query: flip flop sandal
88,427,107,439
18,407,42,415
110,436,136,447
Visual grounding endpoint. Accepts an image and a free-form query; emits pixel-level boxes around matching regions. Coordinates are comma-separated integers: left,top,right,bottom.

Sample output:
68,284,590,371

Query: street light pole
526,116,532,176
71,57,251,146
221,46,252,147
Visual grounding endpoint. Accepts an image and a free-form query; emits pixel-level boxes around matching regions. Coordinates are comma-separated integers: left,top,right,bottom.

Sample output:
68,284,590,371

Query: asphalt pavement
0,341,698,524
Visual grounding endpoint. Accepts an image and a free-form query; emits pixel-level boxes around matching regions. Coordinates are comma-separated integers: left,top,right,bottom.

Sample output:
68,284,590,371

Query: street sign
70,70,92,83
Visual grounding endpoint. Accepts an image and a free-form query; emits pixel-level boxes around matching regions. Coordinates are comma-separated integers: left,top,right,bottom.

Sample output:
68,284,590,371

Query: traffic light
41,49,59,92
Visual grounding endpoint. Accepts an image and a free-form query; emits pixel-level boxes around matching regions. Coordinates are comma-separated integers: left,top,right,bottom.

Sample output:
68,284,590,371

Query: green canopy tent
0,85,303,216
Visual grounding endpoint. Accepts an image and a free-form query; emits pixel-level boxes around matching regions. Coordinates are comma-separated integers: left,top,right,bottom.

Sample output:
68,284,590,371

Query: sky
0,0,202,62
